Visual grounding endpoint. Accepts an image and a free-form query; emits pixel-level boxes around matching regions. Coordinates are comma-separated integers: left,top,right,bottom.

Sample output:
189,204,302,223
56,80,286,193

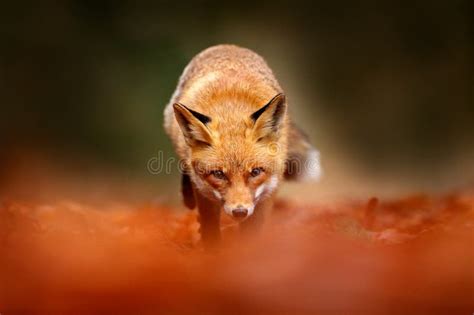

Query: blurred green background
1,1,472,198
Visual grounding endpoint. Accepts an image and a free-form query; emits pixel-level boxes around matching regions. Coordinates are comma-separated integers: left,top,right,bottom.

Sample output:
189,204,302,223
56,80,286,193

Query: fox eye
250,167,264,177
210,170,226,180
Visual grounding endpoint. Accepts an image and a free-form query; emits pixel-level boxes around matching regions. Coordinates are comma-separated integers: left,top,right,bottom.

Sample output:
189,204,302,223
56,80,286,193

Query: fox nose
232,208,248,218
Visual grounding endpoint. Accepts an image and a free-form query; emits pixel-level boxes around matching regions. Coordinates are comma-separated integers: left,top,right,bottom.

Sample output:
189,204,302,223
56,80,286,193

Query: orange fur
164,45,310,243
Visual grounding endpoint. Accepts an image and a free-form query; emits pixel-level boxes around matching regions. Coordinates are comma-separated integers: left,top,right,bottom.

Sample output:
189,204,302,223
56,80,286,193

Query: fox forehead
192,141,279,172
207,116,254,142
189,116,286,174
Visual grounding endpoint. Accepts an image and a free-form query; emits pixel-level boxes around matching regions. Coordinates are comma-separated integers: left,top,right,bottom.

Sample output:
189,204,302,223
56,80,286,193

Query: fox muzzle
224,203,255,220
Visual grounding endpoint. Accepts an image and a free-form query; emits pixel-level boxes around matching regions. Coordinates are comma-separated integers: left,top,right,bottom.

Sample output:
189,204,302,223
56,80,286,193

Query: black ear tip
173,103,184,115
173,103,185,111
250,93,287,122
271,93,286,107
274,93,286,107
274,93,287,111
187,107,212,125
173,103,212,125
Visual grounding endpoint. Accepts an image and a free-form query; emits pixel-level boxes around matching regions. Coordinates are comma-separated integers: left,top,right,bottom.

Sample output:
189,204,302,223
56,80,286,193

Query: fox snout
232,207,248,218
224,203,255,220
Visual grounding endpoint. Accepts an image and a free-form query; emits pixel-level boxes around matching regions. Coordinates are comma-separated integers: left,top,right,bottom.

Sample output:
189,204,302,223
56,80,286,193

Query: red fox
164,45,320,244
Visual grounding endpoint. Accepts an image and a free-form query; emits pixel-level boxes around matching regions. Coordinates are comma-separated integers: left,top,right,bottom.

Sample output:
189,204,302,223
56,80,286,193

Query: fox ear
250,93,286,140
173,103,213,146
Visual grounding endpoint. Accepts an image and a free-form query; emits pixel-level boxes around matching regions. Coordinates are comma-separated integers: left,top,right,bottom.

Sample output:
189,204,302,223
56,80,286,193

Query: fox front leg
195,191,221,246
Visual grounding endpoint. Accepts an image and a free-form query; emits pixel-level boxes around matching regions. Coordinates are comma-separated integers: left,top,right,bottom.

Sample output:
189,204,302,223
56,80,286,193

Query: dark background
1,1,472,198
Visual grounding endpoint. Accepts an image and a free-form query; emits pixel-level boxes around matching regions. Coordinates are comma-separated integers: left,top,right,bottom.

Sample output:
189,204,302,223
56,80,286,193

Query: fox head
173,93,288,220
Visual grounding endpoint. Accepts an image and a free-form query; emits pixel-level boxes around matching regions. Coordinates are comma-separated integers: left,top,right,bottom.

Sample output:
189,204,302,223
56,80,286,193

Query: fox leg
195,191,221,245
240,196,273,234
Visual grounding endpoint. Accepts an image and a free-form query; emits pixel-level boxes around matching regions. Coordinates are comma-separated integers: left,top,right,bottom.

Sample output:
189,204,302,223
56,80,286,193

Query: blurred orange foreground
1,189,473,314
